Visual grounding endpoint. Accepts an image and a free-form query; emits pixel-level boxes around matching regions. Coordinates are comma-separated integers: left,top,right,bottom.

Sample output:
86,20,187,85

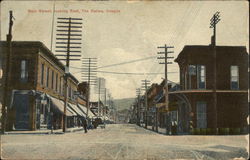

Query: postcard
0,0,249,160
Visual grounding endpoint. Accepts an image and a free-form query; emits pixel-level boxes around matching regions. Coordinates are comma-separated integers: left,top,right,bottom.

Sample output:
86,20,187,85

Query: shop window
196,102,207,128
230,66,239,90
20,60,28,82
197,65,206,89
170,111,178,125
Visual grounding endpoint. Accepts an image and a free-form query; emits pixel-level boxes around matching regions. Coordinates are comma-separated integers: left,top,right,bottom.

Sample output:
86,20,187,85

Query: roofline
0,41,80,84
175,45,248,63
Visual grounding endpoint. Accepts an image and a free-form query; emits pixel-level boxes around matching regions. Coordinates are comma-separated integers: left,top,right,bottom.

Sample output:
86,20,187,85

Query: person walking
83,118,88,133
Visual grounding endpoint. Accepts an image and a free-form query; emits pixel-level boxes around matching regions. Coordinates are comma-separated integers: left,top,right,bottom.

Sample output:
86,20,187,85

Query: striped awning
49,96,74,116
68,103,85,117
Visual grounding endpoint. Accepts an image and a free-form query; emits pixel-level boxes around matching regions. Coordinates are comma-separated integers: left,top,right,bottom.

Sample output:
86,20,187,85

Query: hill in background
113,98,135,111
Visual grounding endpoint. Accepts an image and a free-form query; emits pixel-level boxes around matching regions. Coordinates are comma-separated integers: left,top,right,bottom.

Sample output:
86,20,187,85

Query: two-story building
0,41,88,131
171,45,249,134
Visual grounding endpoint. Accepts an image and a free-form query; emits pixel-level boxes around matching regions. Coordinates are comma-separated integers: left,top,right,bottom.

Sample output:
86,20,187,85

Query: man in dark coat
83,118,87,133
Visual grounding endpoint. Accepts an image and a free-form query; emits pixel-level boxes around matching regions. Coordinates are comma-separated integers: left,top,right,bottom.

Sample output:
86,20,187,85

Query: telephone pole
81,58,97,119
136,88,141,126
141,79,150,129
1,11,14,133
103,88,107,128
157,44,174,135
55,17,82,132
210,11,220,134
96,77,105,117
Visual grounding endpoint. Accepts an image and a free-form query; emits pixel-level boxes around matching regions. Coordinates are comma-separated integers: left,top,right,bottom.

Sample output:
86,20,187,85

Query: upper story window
46,67,50,88
41,64,44,85
230,65,239,90
197,65,206,89
68,85,71,98
189,65,196,75
51,70,54,89
20,60,28,82
55,73,58,92
188,65,196,89
60,77,62,95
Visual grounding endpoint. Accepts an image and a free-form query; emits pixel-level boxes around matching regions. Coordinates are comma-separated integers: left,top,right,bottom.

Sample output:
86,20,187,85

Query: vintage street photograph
0,0,249,160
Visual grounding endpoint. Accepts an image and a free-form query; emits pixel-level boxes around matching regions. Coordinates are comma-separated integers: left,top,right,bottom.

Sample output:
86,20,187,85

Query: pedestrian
83,118,87,133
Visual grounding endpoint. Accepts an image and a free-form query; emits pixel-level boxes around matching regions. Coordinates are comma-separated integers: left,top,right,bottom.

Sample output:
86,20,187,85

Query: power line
98,56,156,69
72,70,177,75
68,56,156,70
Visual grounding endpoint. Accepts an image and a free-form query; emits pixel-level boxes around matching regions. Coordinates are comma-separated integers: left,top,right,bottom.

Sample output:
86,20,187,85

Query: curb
3,128,85,135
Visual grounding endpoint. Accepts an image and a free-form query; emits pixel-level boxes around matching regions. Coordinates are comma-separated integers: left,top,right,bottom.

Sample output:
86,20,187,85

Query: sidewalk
140,124,167,135
4,127,84,135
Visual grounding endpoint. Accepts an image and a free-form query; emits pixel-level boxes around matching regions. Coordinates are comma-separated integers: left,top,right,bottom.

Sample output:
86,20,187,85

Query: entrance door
14,94,30,130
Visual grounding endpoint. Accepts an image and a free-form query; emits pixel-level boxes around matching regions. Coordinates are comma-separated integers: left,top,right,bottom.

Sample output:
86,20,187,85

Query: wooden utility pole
136,88,141,126
98,78,101,117
210,12,220,134
96,77,105,118
55,17,82,132
81,58,97,119
104,88,107,128
141,79,150,129
1,11,14,133
157,44,174,135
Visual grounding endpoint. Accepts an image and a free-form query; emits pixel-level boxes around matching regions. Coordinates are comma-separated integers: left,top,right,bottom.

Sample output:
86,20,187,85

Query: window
189,65,196,75
41,64,44,85
59,77,62,94
20,60,28,82
46,67,50,88
68,86,70,98
55,73,58,92
197,65,206,89
188,65,196,89
196,102,207,128
51,70,54,89
231,66,239,90
170,111,178,126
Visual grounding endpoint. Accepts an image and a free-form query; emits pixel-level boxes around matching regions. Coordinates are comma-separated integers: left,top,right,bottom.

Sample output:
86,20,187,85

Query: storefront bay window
196,101,207,128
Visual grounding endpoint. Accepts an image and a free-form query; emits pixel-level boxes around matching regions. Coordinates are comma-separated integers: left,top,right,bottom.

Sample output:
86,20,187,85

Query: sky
1,0,249,100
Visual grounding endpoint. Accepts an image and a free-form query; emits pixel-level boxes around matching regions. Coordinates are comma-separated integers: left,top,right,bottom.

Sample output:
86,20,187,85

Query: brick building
0,41,88,131
170,45,249,134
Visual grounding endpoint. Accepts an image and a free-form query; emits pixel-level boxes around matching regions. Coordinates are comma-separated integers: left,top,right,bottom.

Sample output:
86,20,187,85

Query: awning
68,103,85,117
49,96,73,116
88,110,96,118
78,104,96,118
77,104,87,114
66,105,78,116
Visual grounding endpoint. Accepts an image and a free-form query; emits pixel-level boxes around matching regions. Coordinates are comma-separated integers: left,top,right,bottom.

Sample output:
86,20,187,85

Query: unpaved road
1,124,248,160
